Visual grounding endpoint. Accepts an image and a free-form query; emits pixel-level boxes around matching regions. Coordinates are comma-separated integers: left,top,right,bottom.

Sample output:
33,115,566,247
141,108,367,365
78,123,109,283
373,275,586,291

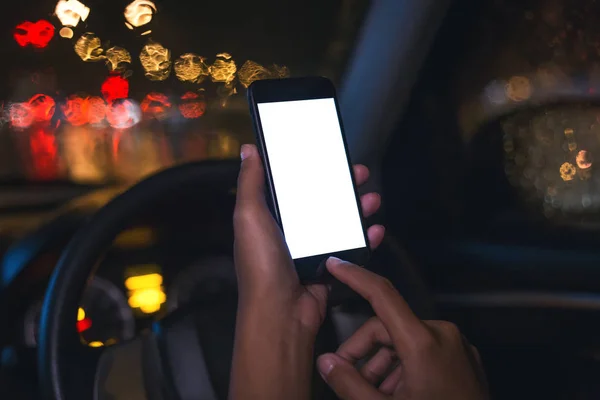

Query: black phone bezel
247,77,371,282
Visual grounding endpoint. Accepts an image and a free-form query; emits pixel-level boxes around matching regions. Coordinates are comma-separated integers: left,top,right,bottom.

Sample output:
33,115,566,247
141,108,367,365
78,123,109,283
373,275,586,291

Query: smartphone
247,76,370,282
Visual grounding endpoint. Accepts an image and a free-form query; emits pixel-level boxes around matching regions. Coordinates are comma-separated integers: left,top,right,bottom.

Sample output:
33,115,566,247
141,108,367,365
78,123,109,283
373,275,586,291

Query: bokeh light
9,103,34,129
560,162,576,181
140,92,171,120
62,126,109,183
105,47,132,72
576,150,593,169
139,41,171,81
29,128,59,180
74,32,104,62
174,53,209,83
505,76,532,102
101,75,129,102
62,95,88,126
502,105,600,218
106,99,141,129
238,60,271,88
124,0,156,29
59,27,73,39
14,20,55,49
28,94,56,122
178,92,206,119
210,52,236,84
55,0,90,28
87,96,106,125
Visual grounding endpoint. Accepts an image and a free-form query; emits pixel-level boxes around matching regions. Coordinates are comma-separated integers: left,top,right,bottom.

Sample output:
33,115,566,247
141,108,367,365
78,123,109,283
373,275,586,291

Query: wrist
230,311,316,400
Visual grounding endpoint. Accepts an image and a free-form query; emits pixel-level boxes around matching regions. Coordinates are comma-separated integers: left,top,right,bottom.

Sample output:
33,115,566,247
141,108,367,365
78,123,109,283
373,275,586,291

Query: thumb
317,353,387,400
235,144,266,212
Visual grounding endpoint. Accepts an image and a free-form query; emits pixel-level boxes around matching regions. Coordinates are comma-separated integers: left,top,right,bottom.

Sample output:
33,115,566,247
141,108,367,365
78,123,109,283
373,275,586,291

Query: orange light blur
576,150,592,169
140,92,171,120
87,96,106,124
9,102,34,129
28,94,56,123
59,27,73,39
62,96,88,126
61,96,106,126
178,92,206,119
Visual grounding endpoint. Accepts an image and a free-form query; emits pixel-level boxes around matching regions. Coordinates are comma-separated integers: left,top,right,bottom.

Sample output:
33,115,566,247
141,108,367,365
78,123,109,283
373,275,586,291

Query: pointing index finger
326,257,428,357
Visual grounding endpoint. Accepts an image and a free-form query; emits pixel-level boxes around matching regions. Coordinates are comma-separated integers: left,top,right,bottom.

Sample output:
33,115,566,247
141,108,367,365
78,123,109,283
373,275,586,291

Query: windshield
0,0,368,184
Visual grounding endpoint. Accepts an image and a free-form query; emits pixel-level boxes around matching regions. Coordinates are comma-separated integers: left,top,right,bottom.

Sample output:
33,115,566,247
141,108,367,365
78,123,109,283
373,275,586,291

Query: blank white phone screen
257,98,366,259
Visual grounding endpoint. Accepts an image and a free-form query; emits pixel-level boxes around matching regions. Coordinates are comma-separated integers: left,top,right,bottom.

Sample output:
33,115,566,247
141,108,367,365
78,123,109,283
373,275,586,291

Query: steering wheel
37,159,435,399
37,160,254,400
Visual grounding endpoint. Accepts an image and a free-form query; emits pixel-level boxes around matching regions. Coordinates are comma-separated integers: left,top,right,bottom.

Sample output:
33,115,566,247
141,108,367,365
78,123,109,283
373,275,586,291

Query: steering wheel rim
37,160,240,400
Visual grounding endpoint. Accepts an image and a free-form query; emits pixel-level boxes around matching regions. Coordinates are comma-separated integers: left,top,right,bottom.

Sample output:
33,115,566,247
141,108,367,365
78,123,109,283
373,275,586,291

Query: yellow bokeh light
560,162,576,181
210,53,237,84
126,270,166,314
124,0,156,29
269,64,290,79
55,0,90,28
59,27,74,39
564,128,574,137
128,287,166,314
74,33,104,62
77,307,85,321
238,60,271,88
105,47,132,72
125,273,163,290
174,53,209,83
140,41,171,81
88,341,104,348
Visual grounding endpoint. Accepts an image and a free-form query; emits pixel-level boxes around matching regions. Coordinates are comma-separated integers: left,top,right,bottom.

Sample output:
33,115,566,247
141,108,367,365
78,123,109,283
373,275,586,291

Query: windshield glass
0,0,368,184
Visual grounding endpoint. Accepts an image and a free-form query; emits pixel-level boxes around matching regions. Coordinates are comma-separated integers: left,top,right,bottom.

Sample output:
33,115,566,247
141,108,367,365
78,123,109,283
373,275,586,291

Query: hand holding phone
247,77,372,282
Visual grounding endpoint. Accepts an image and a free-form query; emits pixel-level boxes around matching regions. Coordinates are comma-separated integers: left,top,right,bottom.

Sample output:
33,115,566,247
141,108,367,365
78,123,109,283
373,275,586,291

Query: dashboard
0,178,238,396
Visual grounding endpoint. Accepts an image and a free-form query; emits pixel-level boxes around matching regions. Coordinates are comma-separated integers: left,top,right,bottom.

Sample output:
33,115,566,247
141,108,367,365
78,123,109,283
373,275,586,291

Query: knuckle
437,321,462,341
413,329,438,353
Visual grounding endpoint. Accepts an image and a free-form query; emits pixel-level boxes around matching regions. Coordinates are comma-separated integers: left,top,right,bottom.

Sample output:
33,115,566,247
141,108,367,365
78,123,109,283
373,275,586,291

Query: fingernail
240,144,253,161
317,355,337,380
326,256,344,268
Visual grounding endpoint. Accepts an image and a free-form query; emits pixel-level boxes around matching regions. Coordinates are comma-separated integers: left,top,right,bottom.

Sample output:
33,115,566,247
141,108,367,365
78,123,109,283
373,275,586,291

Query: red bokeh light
10,103,34,129
28,94,56,122
62,96,88,126
141,92,171,120
14,20,55,49
179,91,206,119
76,318,92,333
29,128,59,180
101,75,129,103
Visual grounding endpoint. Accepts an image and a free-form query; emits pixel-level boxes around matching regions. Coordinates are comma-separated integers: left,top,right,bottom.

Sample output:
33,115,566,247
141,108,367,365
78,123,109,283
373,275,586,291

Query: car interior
2,0,600,399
